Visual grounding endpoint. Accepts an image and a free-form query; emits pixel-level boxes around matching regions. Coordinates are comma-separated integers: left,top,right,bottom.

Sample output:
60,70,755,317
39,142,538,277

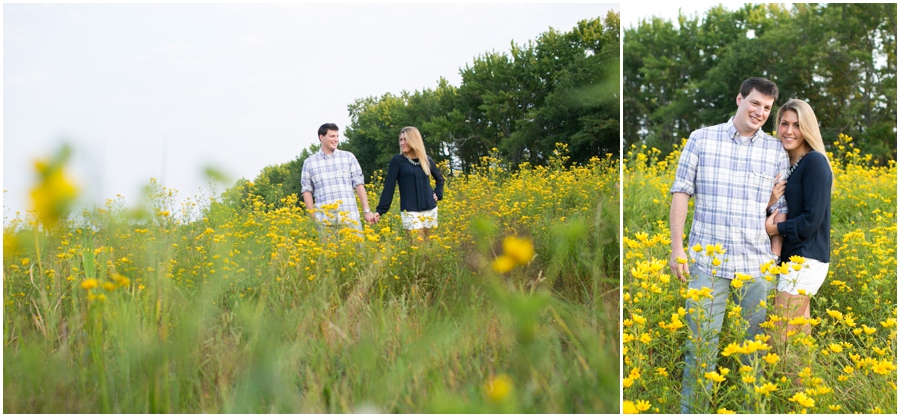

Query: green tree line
624,3,897,162
226,10,620,210
344,10,620,180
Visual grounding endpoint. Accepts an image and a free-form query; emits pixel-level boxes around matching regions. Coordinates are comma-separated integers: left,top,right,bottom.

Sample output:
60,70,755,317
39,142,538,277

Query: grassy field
3,144,619,413
622,134,897,414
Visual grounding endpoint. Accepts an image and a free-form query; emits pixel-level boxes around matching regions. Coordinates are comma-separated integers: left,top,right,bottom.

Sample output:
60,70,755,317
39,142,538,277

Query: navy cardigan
375,155,445,215
777,151,832,263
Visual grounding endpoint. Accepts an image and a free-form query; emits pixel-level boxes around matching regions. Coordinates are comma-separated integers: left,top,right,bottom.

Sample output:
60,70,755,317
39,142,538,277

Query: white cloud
167,58,207,68
238,34,266,47
154,41,191,53
130,55,152,61
5,70,50,87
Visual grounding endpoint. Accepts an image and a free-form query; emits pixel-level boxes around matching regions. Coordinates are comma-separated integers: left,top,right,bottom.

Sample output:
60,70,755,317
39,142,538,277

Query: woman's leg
774,291,811,340
409,228,426,241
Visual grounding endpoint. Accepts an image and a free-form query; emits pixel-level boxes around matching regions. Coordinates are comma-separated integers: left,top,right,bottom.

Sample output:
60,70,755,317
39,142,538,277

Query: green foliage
4,145,619,413
223,143,321,211
624,3,897,162
344,11,620,177
622,137,897,414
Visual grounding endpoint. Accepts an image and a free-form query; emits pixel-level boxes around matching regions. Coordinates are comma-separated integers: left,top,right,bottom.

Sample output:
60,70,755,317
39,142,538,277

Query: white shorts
777,258,829,296
401,207,438,230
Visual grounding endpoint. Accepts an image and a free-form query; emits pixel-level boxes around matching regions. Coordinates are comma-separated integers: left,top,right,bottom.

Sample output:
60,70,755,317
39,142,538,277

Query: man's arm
300,160,315,217
302,191,315,216
356,184,375,223
670,192,691,282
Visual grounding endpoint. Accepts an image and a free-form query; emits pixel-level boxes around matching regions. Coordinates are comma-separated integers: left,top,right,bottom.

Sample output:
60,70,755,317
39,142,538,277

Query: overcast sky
621,1,731,29
3,2,618,224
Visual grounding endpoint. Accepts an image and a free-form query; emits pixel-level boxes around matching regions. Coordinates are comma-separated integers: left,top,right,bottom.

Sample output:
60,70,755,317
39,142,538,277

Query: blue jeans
680,265,771,414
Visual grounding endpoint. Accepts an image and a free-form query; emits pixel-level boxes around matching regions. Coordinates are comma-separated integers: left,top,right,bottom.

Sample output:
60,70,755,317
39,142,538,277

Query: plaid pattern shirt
300,149,365,229
671,118,789,278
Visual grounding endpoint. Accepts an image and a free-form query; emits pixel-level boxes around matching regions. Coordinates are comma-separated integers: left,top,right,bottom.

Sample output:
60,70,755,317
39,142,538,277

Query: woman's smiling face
399,132,410,155
778,109,806,153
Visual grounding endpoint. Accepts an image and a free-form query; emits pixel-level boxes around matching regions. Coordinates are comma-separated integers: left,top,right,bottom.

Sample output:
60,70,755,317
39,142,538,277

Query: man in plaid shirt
301,123,376,230
668,78,789,413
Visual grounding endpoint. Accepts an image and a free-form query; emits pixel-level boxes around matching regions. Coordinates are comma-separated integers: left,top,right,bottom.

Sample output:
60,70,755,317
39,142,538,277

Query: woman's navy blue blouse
777,151,832,263
375,155,444,215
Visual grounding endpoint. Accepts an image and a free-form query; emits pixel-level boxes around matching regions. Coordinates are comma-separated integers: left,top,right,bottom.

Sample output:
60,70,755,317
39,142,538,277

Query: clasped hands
365,193,437,225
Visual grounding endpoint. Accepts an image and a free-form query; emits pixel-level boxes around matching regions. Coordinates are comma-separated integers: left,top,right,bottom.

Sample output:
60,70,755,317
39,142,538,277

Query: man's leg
680,266,730,413
733,273,773,411
736,274,773,343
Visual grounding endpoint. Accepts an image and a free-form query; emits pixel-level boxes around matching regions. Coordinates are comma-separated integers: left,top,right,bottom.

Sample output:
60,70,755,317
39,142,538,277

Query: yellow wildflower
788,392,815,408
491,255,516,274
483,374,513,402
502,236,534,264
754,382,777,396
623,400,638,414
704,371,726,383
635,400,651,412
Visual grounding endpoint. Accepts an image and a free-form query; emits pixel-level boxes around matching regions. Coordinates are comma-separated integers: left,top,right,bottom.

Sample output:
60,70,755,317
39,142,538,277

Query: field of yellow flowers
3,144,619,413
622,134,897,414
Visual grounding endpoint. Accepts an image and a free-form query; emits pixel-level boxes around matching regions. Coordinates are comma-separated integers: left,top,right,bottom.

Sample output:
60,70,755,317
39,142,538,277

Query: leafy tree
624,3,896,161
345,12,621,174
224,143,321,211
224,11,623,211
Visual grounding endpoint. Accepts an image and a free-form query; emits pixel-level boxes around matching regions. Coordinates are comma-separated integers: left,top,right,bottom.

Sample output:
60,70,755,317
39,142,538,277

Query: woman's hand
768,174,785,208
765,211,779,236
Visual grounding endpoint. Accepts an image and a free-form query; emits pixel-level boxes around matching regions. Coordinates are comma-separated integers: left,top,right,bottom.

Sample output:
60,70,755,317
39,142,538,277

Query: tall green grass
4,145,620,413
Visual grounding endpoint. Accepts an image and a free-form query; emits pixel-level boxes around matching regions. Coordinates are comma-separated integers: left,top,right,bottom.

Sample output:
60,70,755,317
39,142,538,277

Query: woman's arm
767,174,785,210
375,157,400,215
429,156,444,201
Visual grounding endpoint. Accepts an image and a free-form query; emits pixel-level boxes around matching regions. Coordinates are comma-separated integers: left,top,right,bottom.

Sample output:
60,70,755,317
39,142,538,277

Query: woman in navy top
765,99,833,344
374,126,445,239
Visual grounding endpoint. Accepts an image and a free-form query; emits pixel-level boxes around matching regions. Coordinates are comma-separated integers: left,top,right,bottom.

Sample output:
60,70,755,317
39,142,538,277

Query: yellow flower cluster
491,236,535,274
623,135,897,413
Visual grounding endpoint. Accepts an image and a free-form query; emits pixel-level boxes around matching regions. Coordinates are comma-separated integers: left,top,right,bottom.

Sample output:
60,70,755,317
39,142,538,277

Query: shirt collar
727,117,761,144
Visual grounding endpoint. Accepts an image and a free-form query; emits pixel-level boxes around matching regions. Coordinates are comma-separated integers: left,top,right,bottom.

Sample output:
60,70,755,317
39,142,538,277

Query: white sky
3,2,619,224
621,1,738,30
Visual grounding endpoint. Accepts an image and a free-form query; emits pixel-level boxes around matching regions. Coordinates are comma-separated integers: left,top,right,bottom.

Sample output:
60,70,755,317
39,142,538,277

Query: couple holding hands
300,123,444,239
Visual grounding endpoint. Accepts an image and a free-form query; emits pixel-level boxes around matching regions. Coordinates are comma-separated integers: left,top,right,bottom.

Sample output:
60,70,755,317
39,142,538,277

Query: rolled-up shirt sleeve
670,135,700,196
300,160,314,194
773,152,790,215
349,155,365,188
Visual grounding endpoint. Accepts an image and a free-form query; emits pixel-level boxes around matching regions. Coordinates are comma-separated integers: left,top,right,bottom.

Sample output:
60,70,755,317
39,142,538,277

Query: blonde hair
400,126,431,176
775,99,833,184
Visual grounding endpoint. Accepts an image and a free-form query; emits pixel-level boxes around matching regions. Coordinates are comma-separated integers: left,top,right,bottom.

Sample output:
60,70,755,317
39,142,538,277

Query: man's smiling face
734,89,775,137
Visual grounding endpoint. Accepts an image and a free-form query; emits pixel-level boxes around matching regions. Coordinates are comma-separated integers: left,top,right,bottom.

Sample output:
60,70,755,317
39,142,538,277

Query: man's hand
302,192,316,220
373,213,381,223
433,193,438,202
364,211,376,224
670,247,690,282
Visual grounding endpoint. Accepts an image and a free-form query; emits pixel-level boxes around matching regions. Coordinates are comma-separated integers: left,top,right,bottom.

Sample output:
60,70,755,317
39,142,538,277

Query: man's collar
727,117,761,143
